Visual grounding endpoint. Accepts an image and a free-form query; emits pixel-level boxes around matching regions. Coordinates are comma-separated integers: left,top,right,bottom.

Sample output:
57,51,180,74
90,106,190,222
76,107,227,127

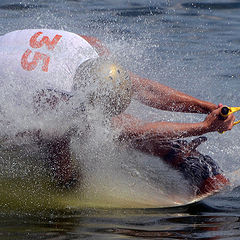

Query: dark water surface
1,0,240,239
2,202,240,240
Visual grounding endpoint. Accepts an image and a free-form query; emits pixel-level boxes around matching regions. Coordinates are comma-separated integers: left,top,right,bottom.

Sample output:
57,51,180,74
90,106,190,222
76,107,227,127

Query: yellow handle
234,120,240,126
220,106,240,126
220,106,240,116
218,106,240,134
229,107,240,114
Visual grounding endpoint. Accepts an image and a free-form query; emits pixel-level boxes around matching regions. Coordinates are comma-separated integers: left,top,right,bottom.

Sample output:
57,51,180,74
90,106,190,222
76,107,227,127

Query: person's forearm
131,73,217,114
112,114,210,142
123,121,209,142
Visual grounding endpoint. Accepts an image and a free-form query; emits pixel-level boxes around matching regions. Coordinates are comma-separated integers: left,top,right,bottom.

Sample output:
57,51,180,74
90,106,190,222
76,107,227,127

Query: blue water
1,0,240,239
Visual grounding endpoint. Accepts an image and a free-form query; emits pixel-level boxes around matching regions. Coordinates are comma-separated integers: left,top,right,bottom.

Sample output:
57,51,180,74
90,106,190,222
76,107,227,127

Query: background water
1,0,240,239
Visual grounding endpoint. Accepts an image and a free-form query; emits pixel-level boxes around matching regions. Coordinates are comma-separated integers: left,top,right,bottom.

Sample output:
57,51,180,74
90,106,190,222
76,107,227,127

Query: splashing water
1,0,240,211
0,51,195,210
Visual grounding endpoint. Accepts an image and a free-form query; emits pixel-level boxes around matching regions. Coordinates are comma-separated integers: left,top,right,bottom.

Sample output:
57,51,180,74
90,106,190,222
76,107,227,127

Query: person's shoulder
79,35,110,57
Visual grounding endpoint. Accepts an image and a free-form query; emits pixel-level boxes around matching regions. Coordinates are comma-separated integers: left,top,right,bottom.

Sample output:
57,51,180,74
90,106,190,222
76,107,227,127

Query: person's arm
79,35,217,114
80,35,110,57
112,107,235,142
130,73,217,114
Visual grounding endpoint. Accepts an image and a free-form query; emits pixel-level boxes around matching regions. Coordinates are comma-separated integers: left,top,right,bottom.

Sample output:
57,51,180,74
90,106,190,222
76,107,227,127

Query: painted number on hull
21,32,62,72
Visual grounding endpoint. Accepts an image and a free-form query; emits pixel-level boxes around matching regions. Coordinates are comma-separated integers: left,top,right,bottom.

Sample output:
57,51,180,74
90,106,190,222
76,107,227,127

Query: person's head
73,58,132,116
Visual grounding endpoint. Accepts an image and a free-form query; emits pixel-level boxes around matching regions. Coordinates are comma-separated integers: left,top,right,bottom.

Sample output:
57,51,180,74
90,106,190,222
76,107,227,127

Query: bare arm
78,35,215,114
131,73,217,114
78,35,216,114
80,35,110,57
112,107,235,142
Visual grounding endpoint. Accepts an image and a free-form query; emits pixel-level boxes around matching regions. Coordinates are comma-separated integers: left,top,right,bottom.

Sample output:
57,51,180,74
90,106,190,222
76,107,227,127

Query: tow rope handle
219,106,240,133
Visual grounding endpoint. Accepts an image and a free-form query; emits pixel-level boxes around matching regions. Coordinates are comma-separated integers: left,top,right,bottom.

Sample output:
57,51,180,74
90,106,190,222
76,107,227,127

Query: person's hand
218,103,223,108
203,107,235,133
206,102,223,114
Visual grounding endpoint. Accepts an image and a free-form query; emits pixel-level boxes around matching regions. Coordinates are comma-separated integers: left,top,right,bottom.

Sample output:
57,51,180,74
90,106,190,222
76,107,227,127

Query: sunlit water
1,0,240,239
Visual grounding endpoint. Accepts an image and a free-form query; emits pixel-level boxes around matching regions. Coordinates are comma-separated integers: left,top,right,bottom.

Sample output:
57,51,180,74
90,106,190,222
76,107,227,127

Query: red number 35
21,32,62,72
